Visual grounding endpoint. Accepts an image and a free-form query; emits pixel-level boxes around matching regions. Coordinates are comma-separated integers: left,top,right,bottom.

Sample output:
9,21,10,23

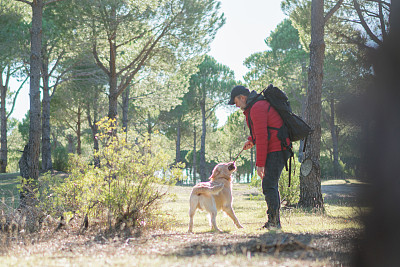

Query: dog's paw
237,224,244,229
211,228,223,233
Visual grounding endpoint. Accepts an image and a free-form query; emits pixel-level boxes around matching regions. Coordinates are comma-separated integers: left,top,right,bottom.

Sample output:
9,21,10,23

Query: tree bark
176,117,182,164
330,98,340,178
193,122,197,184
355,2,400,265
0,67,8,173
107,7,118,120
147,112,152,142
87,96,99,167
199,101,207,182
122,86,130,132
299,0,325,209
66,134,75,154
76,106,82,155
19,0,43,207
41,48,53,171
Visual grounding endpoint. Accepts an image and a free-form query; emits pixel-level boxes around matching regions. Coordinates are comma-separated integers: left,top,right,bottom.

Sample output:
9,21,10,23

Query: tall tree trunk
199,101,207,182
41,50,52,171
147,112,152,142
330,98,340,178
176,117,182,164
0,67,8,173
193,122,197,184
76,106,82,155
19,0,43,207
299,0,325,209
298,84,308,162
108,86,118,119
355,2,400,265
122,85,130,132
108,8,118,120
87,95,99,166
66,134,75,154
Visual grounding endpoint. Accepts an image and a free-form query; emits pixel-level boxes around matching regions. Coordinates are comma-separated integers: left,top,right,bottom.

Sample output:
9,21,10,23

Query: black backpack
261,84,312,143
248,84,312,186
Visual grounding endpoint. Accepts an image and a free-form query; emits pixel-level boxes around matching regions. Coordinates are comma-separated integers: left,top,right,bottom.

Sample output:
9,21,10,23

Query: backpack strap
246,94,264,143
267,126,279,140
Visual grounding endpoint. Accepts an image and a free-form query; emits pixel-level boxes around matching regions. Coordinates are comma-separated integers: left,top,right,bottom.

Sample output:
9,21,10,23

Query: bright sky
9,0,286,123
209,0,287,125
209,0,286,81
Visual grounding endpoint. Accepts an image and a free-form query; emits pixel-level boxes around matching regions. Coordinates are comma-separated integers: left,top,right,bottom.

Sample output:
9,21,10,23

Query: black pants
261,150,291,215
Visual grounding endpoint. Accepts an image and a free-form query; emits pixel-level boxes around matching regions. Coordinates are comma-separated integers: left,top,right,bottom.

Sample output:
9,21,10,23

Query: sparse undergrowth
0,178,366,266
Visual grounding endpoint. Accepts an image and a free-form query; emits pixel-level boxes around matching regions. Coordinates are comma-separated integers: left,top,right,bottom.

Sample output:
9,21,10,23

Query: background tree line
1,0,391,207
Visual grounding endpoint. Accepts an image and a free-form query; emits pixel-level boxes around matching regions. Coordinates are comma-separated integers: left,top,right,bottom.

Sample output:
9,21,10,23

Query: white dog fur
188,162,243,233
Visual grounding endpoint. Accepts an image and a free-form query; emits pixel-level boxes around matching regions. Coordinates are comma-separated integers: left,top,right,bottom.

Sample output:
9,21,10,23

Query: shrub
38,117,183,230
278,158,300,206
249,156,300,206
52,145,69,172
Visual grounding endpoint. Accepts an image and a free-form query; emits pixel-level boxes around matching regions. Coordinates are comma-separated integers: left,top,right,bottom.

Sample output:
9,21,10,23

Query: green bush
37,117,183,230
249,156,300,206
52,145,69,172
278,158,300,206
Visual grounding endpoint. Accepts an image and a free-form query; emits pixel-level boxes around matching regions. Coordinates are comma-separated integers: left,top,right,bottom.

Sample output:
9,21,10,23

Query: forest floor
0,174,368,266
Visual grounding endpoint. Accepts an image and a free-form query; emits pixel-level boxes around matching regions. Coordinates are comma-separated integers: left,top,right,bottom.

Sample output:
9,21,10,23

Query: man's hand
257,166,265,179
243,140,254,150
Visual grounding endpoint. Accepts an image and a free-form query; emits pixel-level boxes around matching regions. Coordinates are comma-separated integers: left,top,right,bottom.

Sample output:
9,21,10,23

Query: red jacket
243,96,290,167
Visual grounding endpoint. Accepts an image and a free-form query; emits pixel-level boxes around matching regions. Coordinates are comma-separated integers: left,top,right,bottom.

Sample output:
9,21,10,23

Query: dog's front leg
224,206,244,229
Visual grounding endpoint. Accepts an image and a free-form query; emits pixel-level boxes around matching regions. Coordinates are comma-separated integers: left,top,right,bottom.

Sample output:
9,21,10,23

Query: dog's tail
192,183,224,196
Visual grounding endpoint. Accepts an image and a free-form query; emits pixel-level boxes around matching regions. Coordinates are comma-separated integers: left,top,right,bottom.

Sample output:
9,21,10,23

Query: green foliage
0,1,28,64
36,118,182,229
0,173,20,208
278,158,300,205
266,19,301,52
52,145,69,172
244,18,308,115
249,156,300,206
7,124,25,172
17,112,29,143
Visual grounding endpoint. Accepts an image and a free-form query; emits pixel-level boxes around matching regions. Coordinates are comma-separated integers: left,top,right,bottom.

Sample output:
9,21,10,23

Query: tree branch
14,0,32,5
44,0,64,5
49,50,65,77
325,0,344,24
93,40,110,77
353,0,383,46
116,8,183,97
116,27,154,50
116,38,152,77
7,76,29,119
5,66,11,90
379,0,388,40
366,0,391,9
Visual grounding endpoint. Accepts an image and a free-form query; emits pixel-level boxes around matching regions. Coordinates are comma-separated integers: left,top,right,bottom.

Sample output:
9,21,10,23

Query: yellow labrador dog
188,162,243,233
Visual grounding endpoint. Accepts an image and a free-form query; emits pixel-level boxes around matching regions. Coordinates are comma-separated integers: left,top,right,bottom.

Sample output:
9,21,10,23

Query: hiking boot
261,210,281,230
261,221,281,230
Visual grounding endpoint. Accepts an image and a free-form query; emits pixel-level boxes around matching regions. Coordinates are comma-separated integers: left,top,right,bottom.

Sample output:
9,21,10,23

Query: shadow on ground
163,229,359,265
162,229,359,265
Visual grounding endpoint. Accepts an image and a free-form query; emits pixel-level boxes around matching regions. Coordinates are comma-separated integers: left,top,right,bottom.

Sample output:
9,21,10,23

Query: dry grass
0,177,366,266
163,182,363,234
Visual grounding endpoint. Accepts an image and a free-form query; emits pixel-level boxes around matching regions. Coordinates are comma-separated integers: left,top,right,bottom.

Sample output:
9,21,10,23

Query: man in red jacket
228,85,291,230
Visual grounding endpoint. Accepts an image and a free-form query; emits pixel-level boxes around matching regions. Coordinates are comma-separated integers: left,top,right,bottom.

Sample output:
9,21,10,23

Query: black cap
227,85,250,105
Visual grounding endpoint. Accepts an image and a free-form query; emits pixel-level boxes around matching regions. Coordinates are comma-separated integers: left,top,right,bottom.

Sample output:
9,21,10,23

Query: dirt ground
0,180,366,266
